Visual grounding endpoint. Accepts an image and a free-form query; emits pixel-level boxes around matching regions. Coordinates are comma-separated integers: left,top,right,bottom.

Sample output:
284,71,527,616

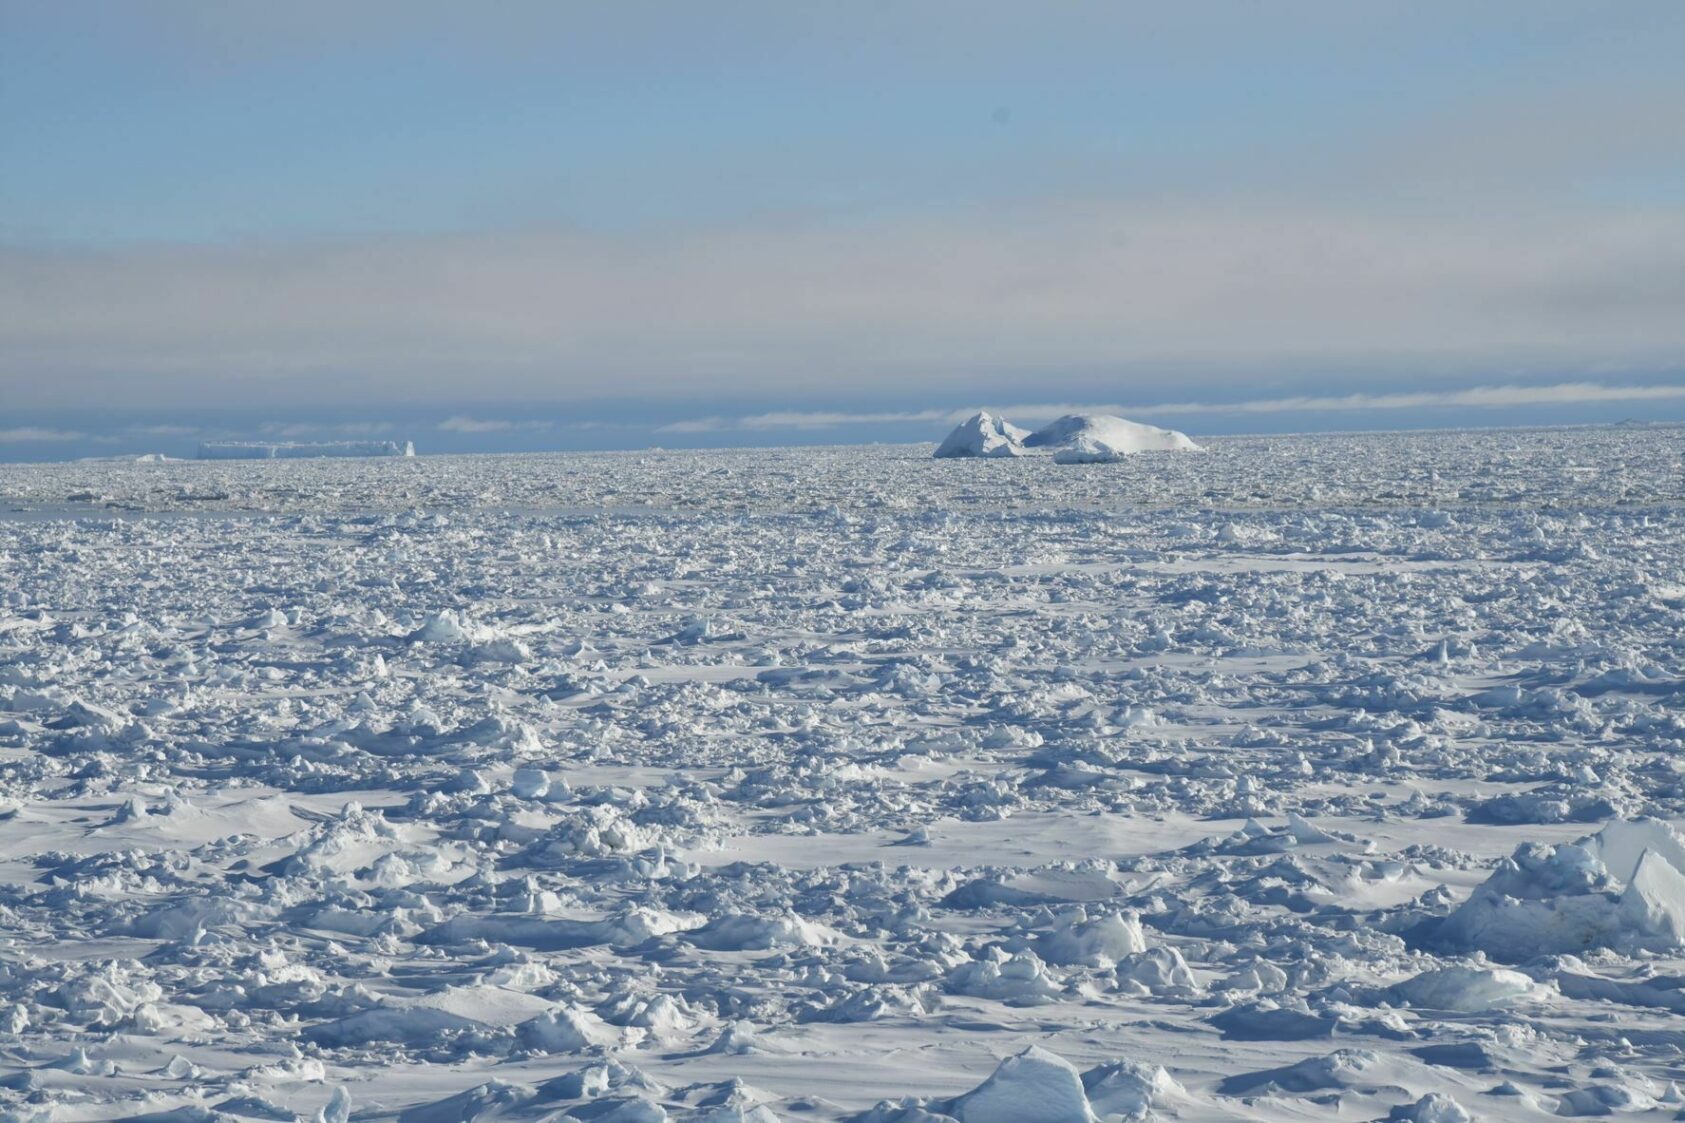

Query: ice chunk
689,1106,780,1123
1391,965,1539,1011
1588,817,1685,884
316,1086,352,1123
601,993,696,1040
1081,1060,1182,1120
946,950,1063,1003
1619,848,1685,942
1034,910,1147,968
1556,1085,1658,1116
1113,946,1199,996
593,1104,670,1123
950,1046,1095,1123
704,1021,762,1055
1386,1093,1472,1123
305,1005,479,1047
688,911,838,951
409,609,497,644
396,1081,529,1123
511,767,552,800
1217,1048,1381,1096
518,1006,622,1053
1435,819,1685,958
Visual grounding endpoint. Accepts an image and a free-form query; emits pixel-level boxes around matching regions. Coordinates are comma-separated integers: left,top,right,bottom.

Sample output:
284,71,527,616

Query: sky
2,1,1683,460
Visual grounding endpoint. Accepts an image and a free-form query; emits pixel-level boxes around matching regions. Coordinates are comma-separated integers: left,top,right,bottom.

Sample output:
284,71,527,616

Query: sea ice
3,426,1683,1120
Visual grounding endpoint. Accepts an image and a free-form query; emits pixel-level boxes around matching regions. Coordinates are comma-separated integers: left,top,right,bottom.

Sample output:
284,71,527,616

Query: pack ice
2,424,1684,1122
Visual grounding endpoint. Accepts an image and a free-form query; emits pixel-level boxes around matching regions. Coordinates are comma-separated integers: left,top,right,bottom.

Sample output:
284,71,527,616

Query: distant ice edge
197,439,416,460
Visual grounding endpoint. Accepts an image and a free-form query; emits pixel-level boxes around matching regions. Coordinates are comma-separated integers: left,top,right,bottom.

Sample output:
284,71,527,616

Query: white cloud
126,423,199,436
0,426,85,442
654,417,731,434
735,409,957,430
258,421,396,438
438,416,554,433
5,201,1684,415
1122,382,1685,417
659,382,1685,432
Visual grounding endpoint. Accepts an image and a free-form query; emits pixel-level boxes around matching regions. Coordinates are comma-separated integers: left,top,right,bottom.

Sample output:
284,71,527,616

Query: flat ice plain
2,425,1684,1122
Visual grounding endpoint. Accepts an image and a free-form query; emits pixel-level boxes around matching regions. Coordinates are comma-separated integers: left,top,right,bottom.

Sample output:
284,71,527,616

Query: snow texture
1,424,1683,1122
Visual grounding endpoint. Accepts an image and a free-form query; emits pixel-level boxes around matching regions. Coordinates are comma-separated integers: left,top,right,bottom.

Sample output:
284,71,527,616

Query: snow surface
1,424,1684,1121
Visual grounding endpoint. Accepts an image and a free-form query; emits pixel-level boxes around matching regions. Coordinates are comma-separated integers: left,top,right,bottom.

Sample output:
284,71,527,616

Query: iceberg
197,440,415,460
932,410,1198,460
933,411,1029,459
1024,414,1201,454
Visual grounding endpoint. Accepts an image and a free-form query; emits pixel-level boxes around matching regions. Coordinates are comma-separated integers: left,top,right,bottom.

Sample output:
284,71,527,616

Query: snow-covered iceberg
1023,414,1201,454
932,410,1198,460
933,411,1029,458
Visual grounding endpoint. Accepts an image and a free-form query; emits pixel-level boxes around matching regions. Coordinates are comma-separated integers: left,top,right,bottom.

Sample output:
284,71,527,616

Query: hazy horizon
4,387,1683,463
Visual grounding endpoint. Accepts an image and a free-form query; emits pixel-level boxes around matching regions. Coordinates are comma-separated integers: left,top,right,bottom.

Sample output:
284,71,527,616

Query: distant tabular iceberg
197,440,415,460
933,411,1199,460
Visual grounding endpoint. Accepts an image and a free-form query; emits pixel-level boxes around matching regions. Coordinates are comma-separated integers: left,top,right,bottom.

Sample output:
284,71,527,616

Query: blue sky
3,2,1683,459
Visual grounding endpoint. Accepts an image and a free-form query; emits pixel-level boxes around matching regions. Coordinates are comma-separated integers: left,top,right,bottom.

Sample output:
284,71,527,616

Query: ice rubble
1431,817,1685,959
932,411,1198,460
5,430,1685,1120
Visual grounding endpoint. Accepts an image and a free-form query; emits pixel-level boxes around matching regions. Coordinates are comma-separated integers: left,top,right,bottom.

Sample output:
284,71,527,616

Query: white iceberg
933,411,1029,459
1025,414,1201,455
197,439,414,459
934,410,1198,461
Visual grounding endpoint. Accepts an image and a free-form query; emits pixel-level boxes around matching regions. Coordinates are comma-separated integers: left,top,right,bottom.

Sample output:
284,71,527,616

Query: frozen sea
2,425,1684,1122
